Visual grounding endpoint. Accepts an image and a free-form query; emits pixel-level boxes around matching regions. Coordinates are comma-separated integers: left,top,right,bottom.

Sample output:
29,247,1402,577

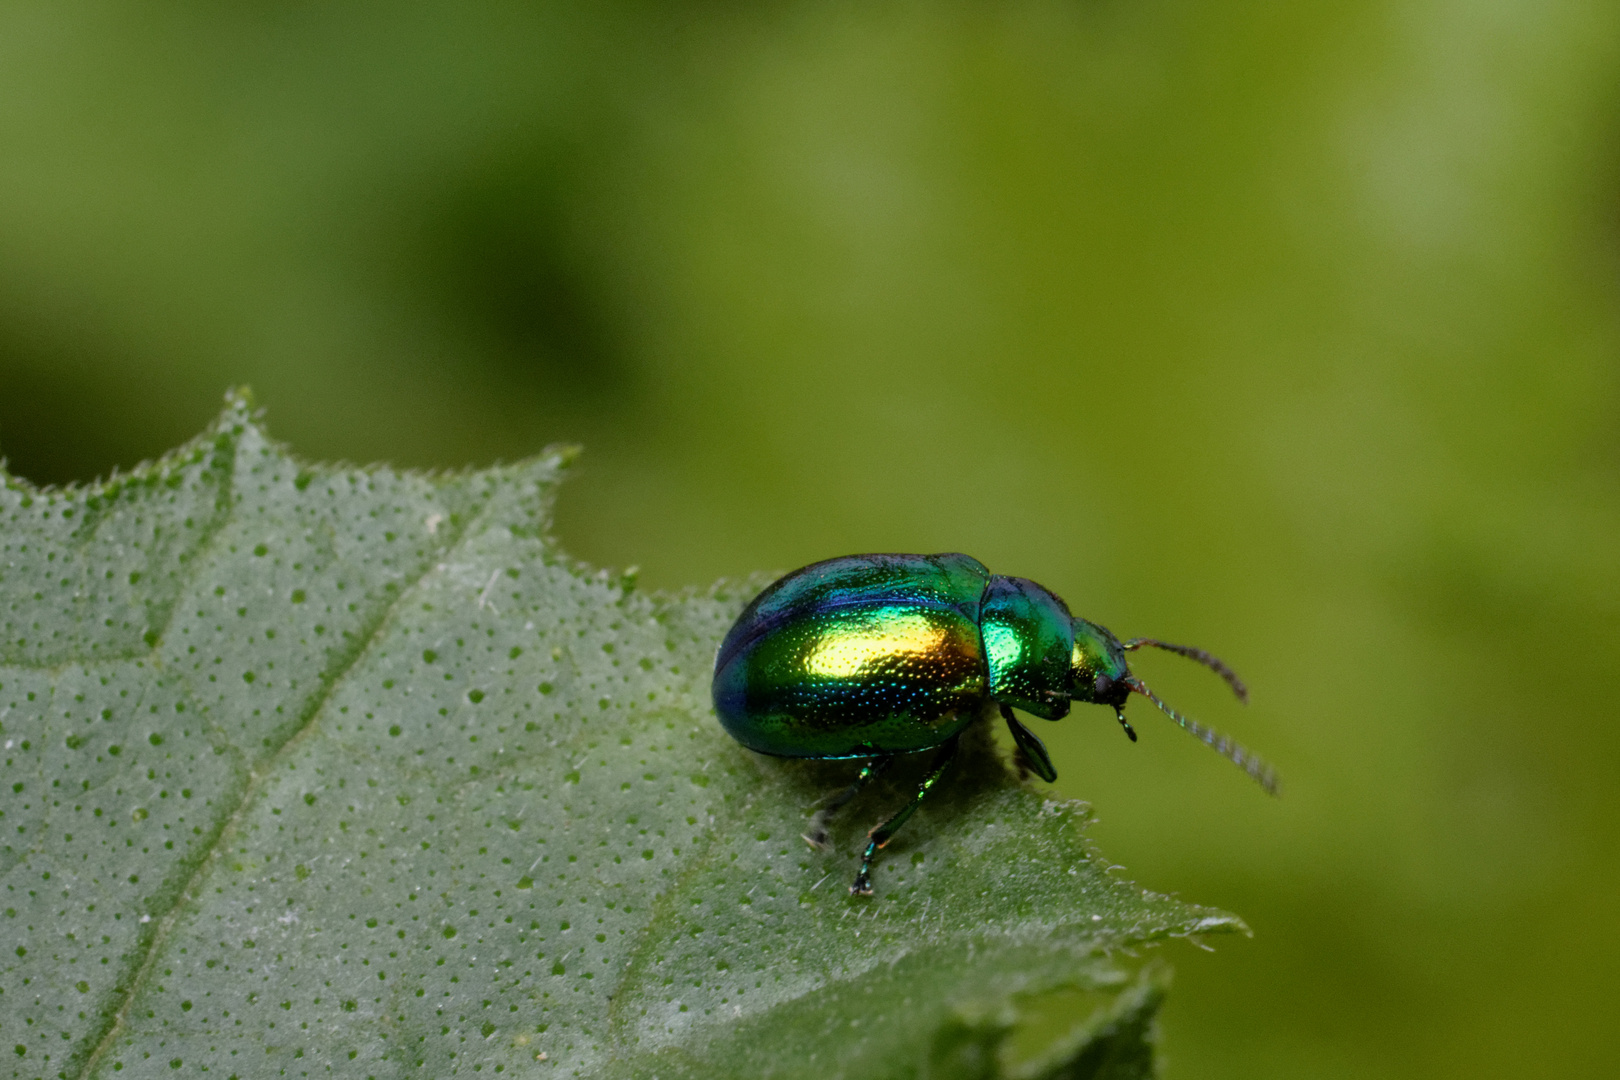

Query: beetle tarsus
851,837,882,894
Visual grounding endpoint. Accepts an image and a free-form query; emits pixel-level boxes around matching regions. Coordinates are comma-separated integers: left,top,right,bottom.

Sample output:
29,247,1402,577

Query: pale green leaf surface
0,396,1240,1079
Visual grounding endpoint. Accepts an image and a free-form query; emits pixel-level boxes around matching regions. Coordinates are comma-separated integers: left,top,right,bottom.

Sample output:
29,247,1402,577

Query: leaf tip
548,443,584,470
222,385,258,413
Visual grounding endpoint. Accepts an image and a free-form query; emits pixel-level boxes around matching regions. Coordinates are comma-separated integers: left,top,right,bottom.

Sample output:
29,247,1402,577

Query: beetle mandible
711,552,1277,895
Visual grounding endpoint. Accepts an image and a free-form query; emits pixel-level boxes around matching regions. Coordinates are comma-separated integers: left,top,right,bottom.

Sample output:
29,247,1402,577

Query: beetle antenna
1124,676,1278,795
1122,638,1248,704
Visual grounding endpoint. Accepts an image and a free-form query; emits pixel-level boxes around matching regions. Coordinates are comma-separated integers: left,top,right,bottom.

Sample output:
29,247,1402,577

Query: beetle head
1068,618,1133,709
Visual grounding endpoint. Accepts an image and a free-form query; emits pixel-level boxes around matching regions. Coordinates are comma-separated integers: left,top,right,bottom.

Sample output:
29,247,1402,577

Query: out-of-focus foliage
0,396,1232,1078
1,2,1617,1077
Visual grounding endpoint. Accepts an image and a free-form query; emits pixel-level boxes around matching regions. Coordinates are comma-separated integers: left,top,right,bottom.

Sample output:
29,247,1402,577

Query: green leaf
0,393,1241,1079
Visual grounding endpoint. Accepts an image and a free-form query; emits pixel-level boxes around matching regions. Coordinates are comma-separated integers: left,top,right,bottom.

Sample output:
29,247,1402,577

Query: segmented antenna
1122,638,1249,704
1125,676,1279,795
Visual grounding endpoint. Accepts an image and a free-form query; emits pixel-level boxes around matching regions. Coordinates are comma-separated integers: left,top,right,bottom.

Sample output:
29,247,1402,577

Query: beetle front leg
803,756,893,850
850,735,961,896
1000,704,1058,782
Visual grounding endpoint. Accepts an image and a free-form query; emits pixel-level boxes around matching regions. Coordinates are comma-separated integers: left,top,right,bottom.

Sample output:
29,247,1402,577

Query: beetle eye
1093,674,1114,698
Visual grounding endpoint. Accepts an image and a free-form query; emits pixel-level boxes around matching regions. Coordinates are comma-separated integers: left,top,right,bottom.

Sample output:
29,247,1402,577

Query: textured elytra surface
0,395,1240,1080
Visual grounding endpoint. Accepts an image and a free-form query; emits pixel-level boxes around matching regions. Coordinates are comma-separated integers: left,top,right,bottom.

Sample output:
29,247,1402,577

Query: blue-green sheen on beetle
712,553,1277,895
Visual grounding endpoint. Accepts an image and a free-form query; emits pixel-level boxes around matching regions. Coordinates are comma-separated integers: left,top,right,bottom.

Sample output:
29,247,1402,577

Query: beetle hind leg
803,756,892,850
851,735,961,896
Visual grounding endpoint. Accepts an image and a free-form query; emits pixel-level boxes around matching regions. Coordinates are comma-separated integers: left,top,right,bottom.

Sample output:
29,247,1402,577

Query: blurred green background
3,2,1618,1075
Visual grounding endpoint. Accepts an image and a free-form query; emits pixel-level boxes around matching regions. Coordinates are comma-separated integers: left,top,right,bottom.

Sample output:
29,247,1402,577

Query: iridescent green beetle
712,553,1277,895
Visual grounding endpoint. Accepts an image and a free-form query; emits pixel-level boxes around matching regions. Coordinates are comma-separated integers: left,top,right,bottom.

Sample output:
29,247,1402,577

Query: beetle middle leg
803,756,893,850
851,734,961,896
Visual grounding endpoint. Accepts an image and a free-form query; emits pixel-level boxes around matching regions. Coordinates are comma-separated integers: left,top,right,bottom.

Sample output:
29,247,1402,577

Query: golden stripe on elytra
799,609,962,679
